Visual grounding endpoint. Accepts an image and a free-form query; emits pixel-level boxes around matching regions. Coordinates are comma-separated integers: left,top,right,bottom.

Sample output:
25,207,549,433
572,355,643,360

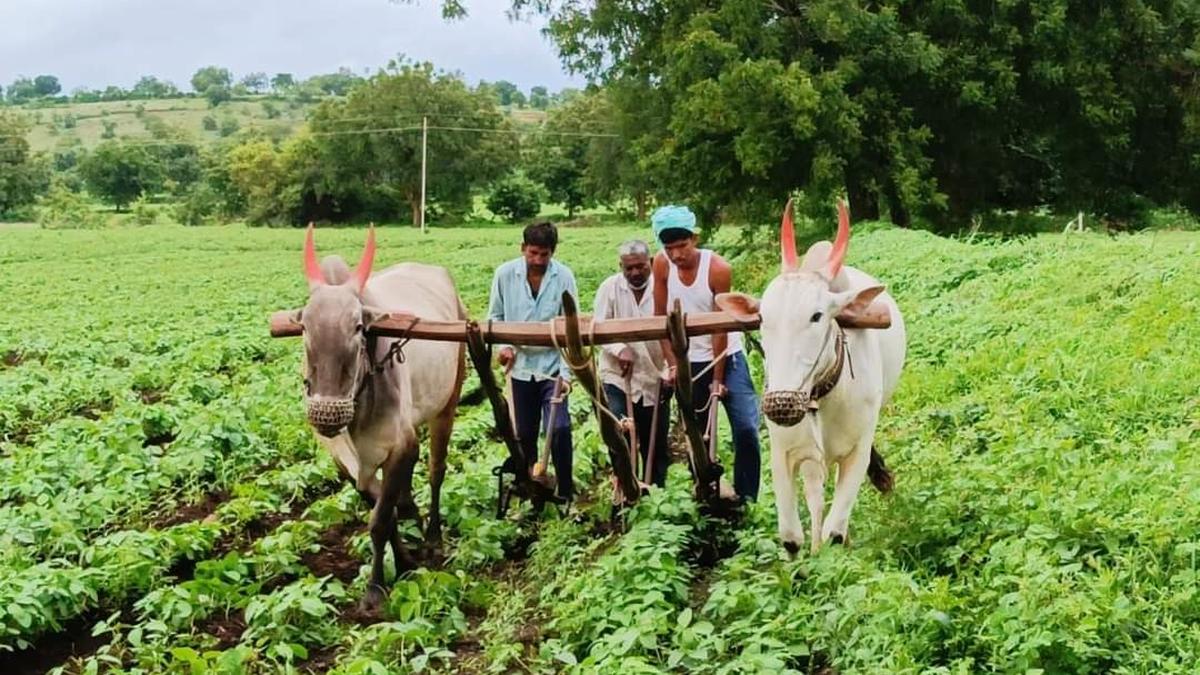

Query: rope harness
760,325,852,427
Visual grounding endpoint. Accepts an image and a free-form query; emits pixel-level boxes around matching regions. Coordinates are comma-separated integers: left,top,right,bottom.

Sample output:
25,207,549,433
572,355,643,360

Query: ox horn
303,223,325,289
780,197,798,272
824,199,851,280
352,224,376,293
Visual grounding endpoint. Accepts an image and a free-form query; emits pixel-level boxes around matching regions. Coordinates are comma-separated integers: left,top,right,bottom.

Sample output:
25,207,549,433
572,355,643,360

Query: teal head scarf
651,205,697,243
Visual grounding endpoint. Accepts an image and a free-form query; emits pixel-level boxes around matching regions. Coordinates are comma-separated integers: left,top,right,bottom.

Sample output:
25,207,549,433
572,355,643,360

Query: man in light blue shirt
487,221,579,501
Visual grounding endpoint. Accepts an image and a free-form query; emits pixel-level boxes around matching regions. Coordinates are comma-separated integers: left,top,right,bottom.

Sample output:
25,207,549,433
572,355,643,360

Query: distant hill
16,97,549,154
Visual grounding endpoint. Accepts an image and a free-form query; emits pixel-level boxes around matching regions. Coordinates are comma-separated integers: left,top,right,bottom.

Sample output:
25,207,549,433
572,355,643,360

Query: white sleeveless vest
667,249,744,363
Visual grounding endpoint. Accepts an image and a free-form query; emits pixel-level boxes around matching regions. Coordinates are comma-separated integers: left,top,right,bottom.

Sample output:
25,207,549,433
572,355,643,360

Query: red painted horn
304,223,325,288
781,198,798,272
353,224,376,293
825,200,850,280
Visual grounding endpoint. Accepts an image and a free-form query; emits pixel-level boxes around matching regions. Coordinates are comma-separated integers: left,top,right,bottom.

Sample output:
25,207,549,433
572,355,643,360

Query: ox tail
867,445,894,494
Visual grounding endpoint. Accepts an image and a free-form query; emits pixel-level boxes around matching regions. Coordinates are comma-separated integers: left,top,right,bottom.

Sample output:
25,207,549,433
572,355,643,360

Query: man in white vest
594,239,670,487
650,205,762,503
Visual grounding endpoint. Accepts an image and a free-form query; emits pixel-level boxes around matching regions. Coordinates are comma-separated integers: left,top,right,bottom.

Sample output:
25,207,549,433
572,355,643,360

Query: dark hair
657,228,696,245
523,220,558,251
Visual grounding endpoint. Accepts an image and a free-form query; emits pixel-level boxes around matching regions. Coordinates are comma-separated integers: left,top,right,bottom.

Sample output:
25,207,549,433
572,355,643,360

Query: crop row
0,455,340,652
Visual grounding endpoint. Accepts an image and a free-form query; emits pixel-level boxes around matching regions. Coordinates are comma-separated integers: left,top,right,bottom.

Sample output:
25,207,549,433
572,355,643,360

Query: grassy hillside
0,223,1196,672
15,98,550,154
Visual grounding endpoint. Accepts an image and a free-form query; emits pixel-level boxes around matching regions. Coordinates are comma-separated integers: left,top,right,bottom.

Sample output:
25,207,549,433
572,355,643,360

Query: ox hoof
360,583,388,613
782,540,800,557
829,533,846,546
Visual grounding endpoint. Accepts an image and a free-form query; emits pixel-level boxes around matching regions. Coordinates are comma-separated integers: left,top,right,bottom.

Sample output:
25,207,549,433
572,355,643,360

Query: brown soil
136,387,165,405
300,521,365,584
2,350,23,367
297,645,340,674
152,490,231,529
198,610,247,650
0,613,110,675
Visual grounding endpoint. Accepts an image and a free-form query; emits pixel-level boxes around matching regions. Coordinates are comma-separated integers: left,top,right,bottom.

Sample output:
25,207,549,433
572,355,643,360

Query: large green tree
79,142,163,211
0,111,51,215
525,88,654,218
191,66,233,93
478,0,1200,228
305,59,517,224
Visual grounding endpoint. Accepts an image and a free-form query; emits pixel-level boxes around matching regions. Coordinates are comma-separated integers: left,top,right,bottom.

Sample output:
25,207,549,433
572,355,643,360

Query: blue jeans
603,383,671,488
511,376,574,500
691,352,761,501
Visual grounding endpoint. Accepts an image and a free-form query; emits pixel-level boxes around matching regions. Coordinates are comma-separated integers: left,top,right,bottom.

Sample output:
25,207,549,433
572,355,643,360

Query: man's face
662,235,699,268
522,243,553,272
619,252,650,289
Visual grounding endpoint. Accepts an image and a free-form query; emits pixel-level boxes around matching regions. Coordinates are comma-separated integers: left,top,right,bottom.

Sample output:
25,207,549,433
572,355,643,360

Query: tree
491,80,520,106
305,68,363,96
303,59,517,224
487,174,543,222
205,85,232,107
240,72,269,94
191,66,233,94
33,75,61,97
79,141,163,211
529,86,550,109
100,86,127,101
484,0,1200,230
6,78,37,103
271,73,295,91
0,110,51,215
131,76,178,99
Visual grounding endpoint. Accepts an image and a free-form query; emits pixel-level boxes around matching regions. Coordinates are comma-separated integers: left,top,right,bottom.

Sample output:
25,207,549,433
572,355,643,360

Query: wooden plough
269,295,889,515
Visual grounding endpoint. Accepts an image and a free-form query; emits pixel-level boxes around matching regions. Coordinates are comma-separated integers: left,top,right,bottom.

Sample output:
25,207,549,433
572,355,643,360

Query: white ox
288,226,466,609
717,201,906,554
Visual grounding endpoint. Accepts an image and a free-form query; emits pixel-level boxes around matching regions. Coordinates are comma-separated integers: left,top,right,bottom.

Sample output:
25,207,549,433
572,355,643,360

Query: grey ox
287,226,466,610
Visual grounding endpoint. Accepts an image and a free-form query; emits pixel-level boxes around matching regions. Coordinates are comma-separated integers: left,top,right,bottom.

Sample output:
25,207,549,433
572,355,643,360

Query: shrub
486,175,543,223
37,182,105,229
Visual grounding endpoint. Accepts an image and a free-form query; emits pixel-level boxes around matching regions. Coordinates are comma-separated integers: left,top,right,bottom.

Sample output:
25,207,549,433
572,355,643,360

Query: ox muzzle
761,390,816,427
306,397,355,437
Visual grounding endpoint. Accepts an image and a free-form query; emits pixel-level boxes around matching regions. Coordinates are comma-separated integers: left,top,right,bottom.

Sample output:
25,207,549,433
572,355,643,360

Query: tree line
515,0,1200,232
8,0,1200,235
0,59,616,227
2,66,564,111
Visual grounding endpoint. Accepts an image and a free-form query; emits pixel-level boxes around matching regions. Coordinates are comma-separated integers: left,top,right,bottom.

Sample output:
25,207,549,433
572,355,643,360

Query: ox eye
810,311,823,323
355,323,364,333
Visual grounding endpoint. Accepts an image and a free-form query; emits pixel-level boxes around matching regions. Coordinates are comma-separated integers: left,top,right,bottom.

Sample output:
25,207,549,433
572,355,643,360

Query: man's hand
498,347,516,374
661,364,677,387
617,346,635,378
712,381,728,399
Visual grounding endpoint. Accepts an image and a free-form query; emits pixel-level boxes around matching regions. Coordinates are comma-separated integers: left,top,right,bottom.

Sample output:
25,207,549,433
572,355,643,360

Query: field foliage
0,222,1197,673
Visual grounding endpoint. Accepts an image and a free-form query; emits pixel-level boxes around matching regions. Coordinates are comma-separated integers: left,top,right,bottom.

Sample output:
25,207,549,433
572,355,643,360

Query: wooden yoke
560,292,641,505
268,304,892,344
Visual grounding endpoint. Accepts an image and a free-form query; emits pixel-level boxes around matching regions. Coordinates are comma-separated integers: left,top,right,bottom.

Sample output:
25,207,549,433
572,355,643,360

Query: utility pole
420,115,428,234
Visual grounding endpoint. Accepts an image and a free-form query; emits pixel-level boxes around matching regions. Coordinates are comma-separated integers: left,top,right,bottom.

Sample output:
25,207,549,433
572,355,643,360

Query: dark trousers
691,352,761,501
603,383,671,488
511,376,574,500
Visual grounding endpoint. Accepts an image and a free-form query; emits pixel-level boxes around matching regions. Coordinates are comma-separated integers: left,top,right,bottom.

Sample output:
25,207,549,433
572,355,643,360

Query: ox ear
715,292,761,322
832,285,886,317
361,305,392,330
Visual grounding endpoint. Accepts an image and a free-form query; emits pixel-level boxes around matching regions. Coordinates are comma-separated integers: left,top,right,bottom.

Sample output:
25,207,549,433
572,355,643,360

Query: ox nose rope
761,324,851,427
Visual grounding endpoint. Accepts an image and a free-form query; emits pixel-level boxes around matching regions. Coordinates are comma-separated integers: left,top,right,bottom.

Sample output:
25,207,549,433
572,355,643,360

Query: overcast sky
0,0,586,93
